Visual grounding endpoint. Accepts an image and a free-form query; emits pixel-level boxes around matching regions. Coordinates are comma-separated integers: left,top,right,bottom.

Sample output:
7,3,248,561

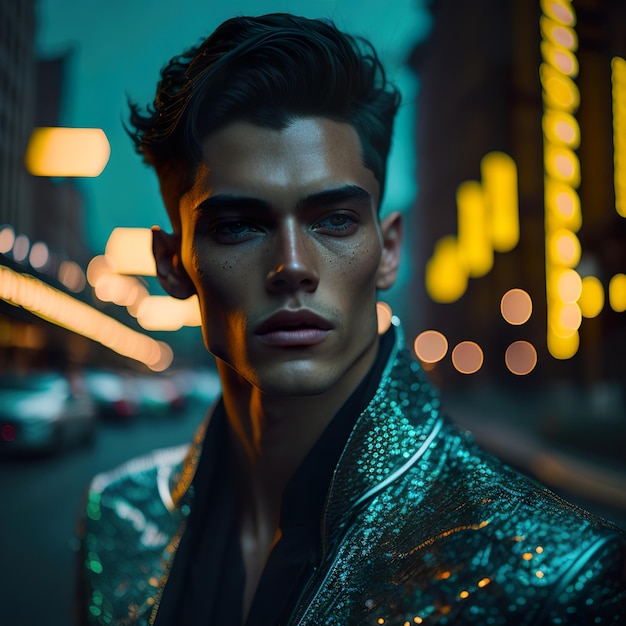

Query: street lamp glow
24,127,110,177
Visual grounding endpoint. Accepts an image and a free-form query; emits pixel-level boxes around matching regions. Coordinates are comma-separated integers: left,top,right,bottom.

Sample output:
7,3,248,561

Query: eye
210,220,263,243
313,212,358,236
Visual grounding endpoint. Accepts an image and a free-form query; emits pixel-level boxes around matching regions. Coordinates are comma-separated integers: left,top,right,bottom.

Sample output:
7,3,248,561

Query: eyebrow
194,184,373,215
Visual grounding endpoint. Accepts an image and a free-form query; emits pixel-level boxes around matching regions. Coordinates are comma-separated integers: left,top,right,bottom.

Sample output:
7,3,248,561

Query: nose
265,222,319,293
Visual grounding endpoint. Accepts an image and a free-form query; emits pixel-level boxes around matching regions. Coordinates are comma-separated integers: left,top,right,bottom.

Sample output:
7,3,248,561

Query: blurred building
408,0,626,392
0,0,112,370
0,0,36,231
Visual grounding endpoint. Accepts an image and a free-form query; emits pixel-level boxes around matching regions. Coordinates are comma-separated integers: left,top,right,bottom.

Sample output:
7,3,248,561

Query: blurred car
132,374,187,417
169,367,221,408
83,369,139,423
0,371,97,455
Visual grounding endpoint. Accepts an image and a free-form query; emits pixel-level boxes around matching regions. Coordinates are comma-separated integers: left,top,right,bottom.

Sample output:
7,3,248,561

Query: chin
254,362,341,398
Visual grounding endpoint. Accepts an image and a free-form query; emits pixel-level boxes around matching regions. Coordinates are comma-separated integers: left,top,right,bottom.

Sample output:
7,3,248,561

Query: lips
255,310,333,346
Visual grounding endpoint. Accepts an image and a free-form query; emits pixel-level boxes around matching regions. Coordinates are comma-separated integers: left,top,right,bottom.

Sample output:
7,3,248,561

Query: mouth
255,310,333,347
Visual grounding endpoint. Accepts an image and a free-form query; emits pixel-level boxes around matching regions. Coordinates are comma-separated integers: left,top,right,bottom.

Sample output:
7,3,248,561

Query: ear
376,211,403,290
152,226,196,299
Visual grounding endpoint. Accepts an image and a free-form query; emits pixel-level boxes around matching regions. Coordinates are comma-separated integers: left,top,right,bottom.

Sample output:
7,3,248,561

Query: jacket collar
167,321,443,542
320,320,444,554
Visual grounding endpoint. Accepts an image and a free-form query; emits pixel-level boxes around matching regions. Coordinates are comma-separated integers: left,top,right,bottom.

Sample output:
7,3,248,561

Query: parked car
132,373,187,417
0,371,97,455
83,369,139,423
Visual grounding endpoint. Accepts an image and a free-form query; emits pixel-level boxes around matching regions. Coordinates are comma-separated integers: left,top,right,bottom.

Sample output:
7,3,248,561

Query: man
78,13,626,626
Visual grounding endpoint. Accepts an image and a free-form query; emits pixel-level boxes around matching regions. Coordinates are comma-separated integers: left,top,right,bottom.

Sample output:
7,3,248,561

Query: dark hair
127,13,401,227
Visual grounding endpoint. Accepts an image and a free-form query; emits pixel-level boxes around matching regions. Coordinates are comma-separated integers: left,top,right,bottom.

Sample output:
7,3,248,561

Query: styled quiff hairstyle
127,13,401,230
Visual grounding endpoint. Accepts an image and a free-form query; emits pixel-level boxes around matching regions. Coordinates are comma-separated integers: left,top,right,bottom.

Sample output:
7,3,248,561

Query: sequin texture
79,324,626,625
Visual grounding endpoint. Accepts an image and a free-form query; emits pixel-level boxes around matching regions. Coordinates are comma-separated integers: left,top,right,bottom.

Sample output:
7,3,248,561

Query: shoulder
78,446,189,625
88,444,189,504
383,420,626,622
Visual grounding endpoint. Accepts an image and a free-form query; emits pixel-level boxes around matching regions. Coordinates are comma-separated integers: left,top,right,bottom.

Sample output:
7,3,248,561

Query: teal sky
35,0,431,254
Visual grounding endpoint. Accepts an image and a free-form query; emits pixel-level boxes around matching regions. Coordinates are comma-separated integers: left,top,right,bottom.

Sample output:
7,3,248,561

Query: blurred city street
1,383,625,626
0,398,206,626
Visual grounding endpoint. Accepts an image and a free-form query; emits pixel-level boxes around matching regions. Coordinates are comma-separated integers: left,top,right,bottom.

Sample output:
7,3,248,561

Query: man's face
174,116,400,396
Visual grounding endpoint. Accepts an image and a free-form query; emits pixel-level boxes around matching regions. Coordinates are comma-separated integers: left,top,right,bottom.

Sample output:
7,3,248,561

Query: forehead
187,117,380,206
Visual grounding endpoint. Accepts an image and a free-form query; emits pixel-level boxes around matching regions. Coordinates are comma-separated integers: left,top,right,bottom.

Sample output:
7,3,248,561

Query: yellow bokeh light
541,0,576,26
376,301,393,334
500,288,533,325
105,228,157,276
545,181,581,231
612,57,626,218
547,229,581,267
559,301,582,331
414,330,449,364
548,299,581,338
609,273,626,312
24,127,110,177
505,341,538,376
547,329,579,359
540,64,580,110
457,181,493,277
578,275,604,318
451,341,484,375
541,41,578,77
554,268,582,303
540,16,578,51
481,151,519,253
542,110,580,148
425,236,468,303
545,145,580,186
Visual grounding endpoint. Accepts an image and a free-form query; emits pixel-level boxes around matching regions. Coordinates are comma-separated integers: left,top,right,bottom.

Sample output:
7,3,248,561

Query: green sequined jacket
79,324,626,625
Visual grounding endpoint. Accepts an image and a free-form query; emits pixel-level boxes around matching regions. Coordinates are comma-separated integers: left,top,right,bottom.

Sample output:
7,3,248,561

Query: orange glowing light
0,226,15,253
500,288,533,325
24,127,110,177
505,342,538,376
376,301,393,334
0,264,173,370
451,341,484,374
136,295,202,331
86,254,117,287
414,330,448,364
105,227,157,276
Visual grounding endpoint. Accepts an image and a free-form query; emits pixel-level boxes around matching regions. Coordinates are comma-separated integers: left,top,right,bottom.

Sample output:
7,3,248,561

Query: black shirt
154,328,395,626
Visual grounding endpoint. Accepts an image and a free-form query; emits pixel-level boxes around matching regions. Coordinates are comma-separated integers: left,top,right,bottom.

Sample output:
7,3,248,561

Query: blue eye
314,213,357,235
211,220,262,242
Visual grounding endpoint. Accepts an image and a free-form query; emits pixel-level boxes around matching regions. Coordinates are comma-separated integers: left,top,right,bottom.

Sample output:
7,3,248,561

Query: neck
216,335,380,517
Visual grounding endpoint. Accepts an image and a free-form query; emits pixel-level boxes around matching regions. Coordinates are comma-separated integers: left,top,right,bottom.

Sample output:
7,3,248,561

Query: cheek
332,238,383,292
